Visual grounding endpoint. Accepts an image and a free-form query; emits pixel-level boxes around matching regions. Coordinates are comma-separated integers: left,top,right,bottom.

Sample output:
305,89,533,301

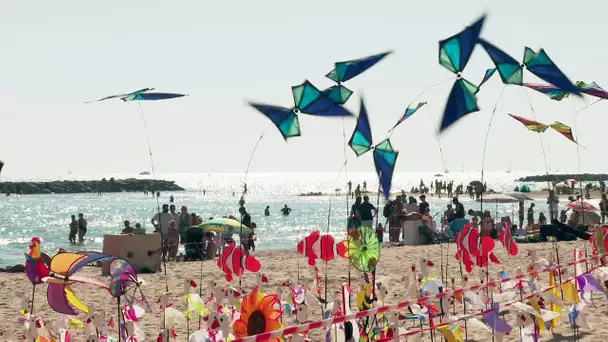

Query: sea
0,171,560,266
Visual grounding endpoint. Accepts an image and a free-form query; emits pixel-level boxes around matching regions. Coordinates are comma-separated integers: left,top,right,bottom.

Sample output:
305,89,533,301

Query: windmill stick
117,297,122,342
198,257,203,330
30,284,36,314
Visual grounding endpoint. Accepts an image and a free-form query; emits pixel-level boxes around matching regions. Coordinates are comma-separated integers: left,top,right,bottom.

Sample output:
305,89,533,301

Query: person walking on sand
527,203,535,229
69,215,78,243
281,205,292,216
77,213,87,243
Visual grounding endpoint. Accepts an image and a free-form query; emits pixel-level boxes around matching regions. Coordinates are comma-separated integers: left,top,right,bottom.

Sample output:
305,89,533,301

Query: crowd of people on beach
71,191,295,262
65,176,608,265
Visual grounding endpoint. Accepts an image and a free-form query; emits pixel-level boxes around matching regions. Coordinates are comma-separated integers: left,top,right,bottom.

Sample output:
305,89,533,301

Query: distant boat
506,161,512,174
444,169,450,174
139,170,151,176
434,173,443,177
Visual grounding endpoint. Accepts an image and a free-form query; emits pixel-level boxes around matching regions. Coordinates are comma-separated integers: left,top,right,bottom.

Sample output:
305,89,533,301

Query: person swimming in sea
281,205,292,216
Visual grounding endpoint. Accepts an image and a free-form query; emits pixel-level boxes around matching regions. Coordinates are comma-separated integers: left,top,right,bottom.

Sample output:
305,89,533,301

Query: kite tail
341,115,352,288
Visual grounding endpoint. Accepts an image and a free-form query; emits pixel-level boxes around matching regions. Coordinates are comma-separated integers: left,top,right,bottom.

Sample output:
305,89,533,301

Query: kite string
571,97,588,275
341,116,352,288
575,98,602,114
478,85,506,342
522,88,550,176
243,123,272,186
325,160,348,303
138,102,168,293
523,87,564,299
480,85,507,188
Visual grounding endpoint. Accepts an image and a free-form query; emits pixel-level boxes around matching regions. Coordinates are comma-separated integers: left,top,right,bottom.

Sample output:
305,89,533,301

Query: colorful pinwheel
250,80,353,140
342,226,381,273
438,15,486,132
42,252,113,315
348,98,399,199
324,51,393,104
478,39,581,97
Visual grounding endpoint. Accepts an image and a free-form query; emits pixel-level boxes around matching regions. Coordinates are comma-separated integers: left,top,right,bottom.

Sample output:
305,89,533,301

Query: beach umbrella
469,180,483,187
567,201,597,212
199,218,253,235
475,194,519,204
504,192,533,201
554,182,569,189
565,179,578,185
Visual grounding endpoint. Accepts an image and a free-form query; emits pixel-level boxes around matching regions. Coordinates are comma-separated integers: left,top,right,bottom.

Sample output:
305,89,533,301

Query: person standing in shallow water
264,206,270,216
281,205,292,216
77,213,87,243
69,215,78,243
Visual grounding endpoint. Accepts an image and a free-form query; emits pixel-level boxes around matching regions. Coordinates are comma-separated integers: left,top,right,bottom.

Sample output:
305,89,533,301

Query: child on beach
376,223,384,243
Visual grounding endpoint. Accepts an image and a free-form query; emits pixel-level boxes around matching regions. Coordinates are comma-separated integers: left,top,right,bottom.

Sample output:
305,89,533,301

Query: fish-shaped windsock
297,230,347,266
217,242,261,282
499,221,518,256
456,223,495,273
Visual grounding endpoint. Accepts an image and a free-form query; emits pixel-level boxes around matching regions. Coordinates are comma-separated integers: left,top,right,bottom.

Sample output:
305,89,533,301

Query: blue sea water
0,171,558,266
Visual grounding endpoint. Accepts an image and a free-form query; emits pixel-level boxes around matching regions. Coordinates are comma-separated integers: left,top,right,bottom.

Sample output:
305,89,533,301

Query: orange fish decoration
455,222,495,273
296,231,348,266
217,242,261,281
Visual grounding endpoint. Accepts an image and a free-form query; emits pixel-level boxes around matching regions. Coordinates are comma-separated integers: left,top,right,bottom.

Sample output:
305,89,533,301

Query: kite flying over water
85,88,187,103
525,80,608,103
438,15,486,132
249,80,352,140
389,102,427,132
508,113,577,143
250,51,392,140
348,98,398,199
324,51,392,105
477,39,581,97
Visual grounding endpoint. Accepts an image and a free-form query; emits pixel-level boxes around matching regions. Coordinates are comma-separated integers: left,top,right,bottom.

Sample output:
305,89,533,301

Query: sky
1,0,607,179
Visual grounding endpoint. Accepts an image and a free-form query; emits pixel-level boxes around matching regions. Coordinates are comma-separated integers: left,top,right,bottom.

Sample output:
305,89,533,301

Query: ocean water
0,171,557,266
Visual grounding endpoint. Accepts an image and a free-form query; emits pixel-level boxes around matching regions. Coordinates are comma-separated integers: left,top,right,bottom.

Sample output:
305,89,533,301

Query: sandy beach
2,239,607,341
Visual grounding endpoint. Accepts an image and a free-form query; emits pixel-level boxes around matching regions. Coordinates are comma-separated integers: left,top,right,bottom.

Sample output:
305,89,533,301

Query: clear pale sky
1,1,607,179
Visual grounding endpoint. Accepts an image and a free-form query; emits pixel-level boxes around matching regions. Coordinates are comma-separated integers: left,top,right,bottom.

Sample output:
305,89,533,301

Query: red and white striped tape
230,252,606,342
